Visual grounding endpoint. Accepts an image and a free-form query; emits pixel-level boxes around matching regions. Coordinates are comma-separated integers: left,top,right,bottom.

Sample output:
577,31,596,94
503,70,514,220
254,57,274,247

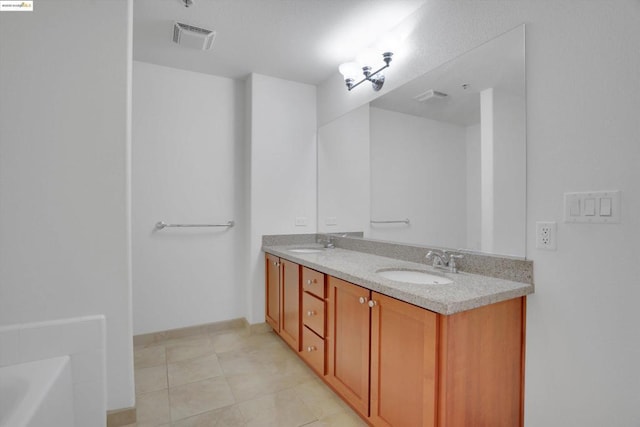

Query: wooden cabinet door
438,297,525,427
280,259,301,350
265,253,280,331
369,292,438,427
326,277,371,418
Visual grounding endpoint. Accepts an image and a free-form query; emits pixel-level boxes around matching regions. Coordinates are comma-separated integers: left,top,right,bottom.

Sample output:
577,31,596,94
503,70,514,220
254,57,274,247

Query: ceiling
133,0,426,85
371,26,525,126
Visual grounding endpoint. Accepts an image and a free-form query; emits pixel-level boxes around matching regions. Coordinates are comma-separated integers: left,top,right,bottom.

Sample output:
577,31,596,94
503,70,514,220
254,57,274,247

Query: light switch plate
325,217,337,226
564,190,621,223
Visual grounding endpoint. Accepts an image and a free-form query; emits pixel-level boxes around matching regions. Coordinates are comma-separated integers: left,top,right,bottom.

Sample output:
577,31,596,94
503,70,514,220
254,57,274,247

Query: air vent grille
172,22,216,50
413,89,448,102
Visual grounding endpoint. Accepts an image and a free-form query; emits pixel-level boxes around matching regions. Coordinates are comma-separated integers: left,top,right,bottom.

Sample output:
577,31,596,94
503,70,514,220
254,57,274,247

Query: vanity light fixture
338,51,393,91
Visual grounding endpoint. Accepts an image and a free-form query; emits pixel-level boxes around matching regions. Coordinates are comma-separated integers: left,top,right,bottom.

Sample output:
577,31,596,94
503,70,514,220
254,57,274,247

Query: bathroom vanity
263,240,533,427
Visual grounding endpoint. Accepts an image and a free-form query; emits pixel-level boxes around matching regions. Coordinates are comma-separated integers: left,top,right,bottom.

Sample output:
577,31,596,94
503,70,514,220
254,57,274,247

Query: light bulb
338,61,361,81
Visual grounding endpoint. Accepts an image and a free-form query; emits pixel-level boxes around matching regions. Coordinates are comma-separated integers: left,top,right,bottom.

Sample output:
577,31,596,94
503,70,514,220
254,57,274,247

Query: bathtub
0,356,75,427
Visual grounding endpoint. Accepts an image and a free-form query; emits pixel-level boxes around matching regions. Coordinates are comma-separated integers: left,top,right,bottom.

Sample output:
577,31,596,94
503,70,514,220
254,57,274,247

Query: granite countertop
263,244,534,315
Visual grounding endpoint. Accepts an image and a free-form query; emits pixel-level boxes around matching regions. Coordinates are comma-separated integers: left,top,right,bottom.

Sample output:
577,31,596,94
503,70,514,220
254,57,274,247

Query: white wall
246,74,317,324
317,104,370,234
132,62,245,334
369,107,467,247
0,0,134,411
318,1,640,425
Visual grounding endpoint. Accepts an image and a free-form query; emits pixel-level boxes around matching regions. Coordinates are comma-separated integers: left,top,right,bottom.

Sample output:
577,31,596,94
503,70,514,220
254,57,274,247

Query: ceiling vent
413,89,448,102
172,22,216,50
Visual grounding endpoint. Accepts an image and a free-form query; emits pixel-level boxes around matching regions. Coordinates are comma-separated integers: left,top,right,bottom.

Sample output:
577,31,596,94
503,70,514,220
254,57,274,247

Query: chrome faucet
425,250,463,273
319,234,335,249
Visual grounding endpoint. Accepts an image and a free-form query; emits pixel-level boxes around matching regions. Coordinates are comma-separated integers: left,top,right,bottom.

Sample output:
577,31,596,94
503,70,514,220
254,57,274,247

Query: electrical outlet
536,221,557,250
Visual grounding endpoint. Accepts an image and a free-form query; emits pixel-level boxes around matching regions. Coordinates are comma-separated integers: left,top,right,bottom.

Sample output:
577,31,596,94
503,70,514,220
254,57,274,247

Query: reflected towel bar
155,221,235,230
370,219,410,225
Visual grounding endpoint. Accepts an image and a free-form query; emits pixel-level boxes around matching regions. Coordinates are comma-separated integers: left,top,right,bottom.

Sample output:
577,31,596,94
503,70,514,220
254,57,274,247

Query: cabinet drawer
302,292,325,337
301,326,325,375
302,267,325,298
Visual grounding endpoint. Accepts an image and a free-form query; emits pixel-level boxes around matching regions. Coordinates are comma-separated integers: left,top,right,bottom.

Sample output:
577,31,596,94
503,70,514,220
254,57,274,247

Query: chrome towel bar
155,221,235,230
370,219,410,225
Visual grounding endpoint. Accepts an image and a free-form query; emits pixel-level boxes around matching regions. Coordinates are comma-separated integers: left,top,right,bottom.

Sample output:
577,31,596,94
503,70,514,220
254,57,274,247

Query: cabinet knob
307,346,316,352
307,310,315,317
358,296,368,304
306,279,316,285
368,300,378,308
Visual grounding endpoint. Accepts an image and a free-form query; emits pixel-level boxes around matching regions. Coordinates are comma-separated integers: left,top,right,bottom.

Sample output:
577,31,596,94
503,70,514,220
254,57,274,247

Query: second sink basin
376,269,453,285
288,248,325,254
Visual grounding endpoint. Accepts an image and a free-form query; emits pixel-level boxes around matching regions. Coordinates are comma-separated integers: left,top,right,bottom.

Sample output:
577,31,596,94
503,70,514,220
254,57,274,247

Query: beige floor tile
134,345,166,369
292,379,345,419
135,365,168,394
136,389,171,426
169,376,236,421
165,335,215,363
225,366,315,403
171,404,246,427
238,388,316,427
168,354,223,387
303,410,368,427
211,330,282,354
217,341,304,377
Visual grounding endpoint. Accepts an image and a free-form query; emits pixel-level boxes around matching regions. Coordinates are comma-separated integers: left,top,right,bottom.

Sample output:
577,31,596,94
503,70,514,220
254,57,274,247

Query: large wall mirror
318,25,526,258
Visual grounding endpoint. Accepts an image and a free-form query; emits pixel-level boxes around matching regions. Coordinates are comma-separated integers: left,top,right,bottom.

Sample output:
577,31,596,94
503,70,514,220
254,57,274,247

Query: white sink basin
288,248,325,254
376,269,453,285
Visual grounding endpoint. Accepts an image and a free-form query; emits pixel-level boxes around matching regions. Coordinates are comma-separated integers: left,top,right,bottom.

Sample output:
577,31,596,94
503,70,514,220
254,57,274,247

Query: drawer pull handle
358,296,368,304
368,300,378,308
306,278,316,285
307,310,315,317
307,346,316,352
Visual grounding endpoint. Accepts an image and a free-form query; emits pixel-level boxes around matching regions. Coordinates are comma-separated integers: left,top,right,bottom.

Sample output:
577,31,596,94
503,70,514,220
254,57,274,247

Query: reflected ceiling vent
172,22,216,50
413,89,448,102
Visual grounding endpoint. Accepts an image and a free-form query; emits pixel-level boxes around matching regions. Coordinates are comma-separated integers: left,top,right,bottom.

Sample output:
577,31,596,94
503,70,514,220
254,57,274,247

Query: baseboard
133,317,261,347
107,407,136,427
246,320,271,334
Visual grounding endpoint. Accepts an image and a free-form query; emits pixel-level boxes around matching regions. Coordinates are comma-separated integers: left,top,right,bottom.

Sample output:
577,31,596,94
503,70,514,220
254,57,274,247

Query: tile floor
127,326,367,427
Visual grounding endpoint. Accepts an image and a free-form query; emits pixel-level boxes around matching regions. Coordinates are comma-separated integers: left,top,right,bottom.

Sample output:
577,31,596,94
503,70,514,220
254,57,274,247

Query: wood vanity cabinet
300,267,327,375
326,276,371,417
264,253,280,331
370,292,438,427
326,276,525,427
326,277,438,424
280,259,301,351
266,254,526,427
264,254,301,351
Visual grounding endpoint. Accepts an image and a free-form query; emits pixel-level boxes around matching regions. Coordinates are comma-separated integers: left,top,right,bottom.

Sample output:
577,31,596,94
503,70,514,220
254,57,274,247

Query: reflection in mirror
318,25,526,258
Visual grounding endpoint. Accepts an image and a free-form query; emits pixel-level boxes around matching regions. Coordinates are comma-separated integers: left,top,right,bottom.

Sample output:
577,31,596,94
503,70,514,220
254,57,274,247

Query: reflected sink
288,248,325,254
376,269,453,285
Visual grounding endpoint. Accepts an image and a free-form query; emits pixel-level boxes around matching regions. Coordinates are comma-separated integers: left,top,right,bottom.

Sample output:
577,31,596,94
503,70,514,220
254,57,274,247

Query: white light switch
584,198,596,216
600,198,612,216
564,190,621,223
569,199,581,216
